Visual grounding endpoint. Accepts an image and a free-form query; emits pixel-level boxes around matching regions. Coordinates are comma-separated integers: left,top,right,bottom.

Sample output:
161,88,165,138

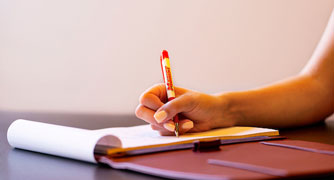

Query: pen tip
175,122,179,137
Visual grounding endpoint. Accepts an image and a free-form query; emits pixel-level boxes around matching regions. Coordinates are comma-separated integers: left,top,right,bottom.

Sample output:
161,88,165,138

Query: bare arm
222,10,334,128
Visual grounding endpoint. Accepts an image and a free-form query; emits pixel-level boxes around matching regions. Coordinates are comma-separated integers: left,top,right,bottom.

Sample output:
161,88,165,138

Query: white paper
7,119,112,163
95,124,278,148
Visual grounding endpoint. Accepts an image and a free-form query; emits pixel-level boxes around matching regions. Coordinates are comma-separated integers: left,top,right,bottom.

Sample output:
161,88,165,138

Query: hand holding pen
135,50,230,136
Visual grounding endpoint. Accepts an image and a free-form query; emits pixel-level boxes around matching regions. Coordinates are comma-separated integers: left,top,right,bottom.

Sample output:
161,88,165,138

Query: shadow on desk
279,119,334,145
6,148,162,180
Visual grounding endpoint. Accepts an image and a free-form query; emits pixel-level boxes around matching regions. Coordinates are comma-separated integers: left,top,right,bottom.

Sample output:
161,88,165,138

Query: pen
160,50,179,137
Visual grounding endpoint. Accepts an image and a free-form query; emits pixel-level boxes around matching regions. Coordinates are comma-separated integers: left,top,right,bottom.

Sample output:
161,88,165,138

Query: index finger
139,83,167,110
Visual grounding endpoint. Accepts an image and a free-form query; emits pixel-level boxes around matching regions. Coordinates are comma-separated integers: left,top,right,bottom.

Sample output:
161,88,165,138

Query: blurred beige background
0,0,333,114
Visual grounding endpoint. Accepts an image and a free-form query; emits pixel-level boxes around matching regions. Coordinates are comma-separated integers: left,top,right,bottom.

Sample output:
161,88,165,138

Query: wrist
215,92,245,127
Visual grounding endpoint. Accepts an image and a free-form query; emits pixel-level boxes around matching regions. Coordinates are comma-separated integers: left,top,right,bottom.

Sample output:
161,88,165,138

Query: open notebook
7,119,279,163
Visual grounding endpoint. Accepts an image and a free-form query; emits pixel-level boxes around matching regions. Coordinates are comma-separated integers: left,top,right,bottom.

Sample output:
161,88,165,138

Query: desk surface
1,111,334,180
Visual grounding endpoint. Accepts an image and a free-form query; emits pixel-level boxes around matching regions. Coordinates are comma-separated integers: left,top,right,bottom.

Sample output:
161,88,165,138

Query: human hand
135,84,235,135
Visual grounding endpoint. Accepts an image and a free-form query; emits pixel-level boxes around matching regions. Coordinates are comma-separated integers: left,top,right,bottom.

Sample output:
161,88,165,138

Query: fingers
138,83,189,111
136,84,198,136
153,93,197,124
136,105,176,134
136,104,194,132
140,93,164,111
152,120,176,133
150,124,174,136
139,83,166,110
135,105,159,125
164,120,179,132
179,119,194,133
150,119,195,136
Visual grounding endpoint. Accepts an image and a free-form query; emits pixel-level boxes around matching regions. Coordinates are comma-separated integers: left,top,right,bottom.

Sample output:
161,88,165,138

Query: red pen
160,50,179,137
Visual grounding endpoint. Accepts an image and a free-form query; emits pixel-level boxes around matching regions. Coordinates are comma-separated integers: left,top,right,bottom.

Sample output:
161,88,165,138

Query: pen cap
162,50,169,59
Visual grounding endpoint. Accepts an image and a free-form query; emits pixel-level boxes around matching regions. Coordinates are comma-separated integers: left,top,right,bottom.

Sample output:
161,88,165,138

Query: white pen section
167,90,176,98
161,58,169,87
7,119,108,163
162,58,176,98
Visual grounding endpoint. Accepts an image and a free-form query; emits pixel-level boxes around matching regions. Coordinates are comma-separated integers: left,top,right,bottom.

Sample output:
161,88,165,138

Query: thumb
153,93,196,123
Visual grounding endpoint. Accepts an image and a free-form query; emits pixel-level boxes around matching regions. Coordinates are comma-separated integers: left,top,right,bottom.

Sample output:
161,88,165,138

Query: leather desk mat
97,140,334,180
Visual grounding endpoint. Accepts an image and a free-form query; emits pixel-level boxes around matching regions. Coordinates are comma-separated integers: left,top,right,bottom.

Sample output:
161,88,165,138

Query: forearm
219,10,334,129
220,75,333,128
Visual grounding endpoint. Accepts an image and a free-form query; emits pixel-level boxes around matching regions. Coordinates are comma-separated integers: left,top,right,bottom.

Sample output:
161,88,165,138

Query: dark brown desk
1,111,333,180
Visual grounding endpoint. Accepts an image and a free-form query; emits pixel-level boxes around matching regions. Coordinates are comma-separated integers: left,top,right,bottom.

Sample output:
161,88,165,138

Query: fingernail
163,122,175,132
181,121,194,130
154,110,167,123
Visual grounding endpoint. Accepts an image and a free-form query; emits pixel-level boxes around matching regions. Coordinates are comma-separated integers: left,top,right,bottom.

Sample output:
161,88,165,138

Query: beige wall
1,0,334,114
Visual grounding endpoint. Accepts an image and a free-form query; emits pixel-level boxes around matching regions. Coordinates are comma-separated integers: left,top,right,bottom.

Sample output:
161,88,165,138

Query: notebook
7,119,279,163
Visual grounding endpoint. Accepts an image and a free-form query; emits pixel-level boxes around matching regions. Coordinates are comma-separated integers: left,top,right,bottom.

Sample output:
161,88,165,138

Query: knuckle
135,105,144,119
153,83,165,88
139,93,148,105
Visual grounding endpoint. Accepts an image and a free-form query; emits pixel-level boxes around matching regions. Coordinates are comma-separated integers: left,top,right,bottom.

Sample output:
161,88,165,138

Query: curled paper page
7,119,121,163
